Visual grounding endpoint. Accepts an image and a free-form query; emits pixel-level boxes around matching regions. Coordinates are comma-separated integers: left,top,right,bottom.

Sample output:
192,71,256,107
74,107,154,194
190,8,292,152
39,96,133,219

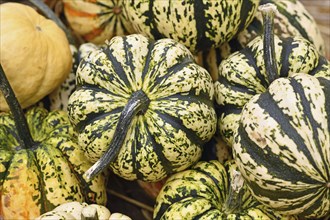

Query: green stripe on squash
67,34,217,182
0,64,106,220
231,4,330,218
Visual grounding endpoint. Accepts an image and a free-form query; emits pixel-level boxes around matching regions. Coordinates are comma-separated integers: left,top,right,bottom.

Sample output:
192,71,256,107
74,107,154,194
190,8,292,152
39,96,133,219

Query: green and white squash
233,72,330,218
153,160,298,219
238,0,325,55
67,34,217,182
230,4,330,219
36,201,132,220
0,65,107,219
199,0,326,81
123,0,260,53
214,3,330,146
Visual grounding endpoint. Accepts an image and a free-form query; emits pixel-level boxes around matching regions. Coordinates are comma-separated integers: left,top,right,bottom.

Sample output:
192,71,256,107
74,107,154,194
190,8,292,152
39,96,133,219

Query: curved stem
0,64,34,149
84,90,150,181
28,0,76,45
259,3,278,84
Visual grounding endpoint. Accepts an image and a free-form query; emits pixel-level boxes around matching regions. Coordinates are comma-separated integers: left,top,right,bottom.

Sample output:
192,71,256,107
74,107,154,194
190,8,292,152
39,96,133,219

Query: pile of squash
0,0,329,219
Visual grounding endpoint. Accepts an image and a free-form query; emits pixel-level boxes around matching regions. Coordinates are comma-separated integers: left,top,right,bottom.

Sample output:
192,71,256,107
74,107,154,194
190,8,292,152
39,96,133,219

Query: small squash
123,0,260,53
0,65,107,220
36,201,132,220
214,3,330,146
67,34,217,182
153,160,298,219
198,0,326,81
63,0,135,45
0,2,72,111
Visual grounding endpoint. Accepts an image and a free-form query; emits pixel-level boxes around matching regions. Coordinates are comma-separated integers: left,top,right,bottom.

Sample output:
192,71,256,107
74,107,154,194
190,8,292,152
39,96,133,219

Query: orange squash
63,0,135,44
0,2,72,112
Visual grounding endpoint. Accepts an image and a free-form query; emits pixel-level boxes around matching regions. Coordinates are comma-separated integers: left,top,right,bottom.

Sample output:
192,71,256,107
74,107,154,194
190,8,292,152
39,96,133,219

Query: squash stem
260,3,278,84
28,0,76,45
0,64,34,149
81,206,99,220
84,90,150,181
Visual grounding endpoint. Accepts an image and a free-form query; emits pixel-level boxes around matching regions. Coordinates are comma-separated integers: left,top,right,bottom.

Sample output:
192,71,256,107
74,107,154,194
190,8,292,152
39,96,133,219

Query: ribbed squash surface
68,34,217,182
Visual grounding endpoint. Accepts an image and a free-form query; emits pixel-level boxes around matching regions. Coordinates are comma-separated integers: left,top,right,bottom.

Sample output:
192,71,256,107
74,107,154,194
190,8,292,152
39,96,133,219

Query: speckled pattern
0,107,107,219
123,0,260,53
153,160,297,219
214,35,330,146
233,73,330,218
68,34,217,182
197,0,326,81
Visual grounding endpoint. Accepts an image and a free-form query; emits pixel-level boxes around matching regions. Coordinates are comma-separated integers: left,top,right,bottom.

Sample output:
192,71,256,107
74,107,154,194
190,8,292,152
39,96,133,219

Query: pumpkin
153,160,298,219
214,3,330,146
63,0,135,45
0,2,72,112
198,0,326,81
36,201,132,220
67,34,217,182
123,0,260,53
0,65,107,219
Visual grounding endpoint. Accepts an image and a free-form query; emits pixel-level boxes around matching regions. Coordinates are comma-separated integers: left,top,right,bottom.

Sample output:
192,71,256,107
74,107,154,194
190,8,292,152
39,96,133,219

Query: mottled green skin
153,160,297,219
68,34,217,182
233,73,330,218
0,107,107,219
198,0,326,81
123,0,260,53
214,35,330,146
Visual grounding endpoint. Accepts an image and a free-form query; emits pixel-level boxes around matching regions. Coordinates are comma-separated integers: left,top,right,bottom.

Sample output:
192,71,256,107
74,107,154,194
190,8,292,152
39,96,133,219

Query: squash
153,160,298,219
214,3,330,146
238,0,325,55
231,4,330,219
201,134,232,164
63,0,135,45
123,0,260,53
0,64,107,220
36,201,132,220
199,0,326,81
67,34,217,182
0,2,72,112
233,73,330,219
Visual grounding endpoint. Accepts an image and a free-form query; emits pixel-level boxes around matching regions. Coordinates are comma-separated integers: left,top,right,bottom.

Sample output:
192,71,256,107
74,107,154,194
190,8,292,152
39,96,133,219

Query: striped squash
214,4,330,146
0,64,107,219
233,72,330,218
153,160,298,219
67,34,217,182
63,0,135,45
237,0,325,55
199,0,326,81
123,0,260,53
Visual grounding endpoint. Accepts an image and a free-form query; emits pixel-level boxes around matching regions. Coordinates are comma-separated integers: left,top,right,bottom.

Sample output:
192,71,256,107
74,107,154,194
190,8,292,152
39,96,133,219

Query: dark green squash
0,64,107,219
67,34,217,182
